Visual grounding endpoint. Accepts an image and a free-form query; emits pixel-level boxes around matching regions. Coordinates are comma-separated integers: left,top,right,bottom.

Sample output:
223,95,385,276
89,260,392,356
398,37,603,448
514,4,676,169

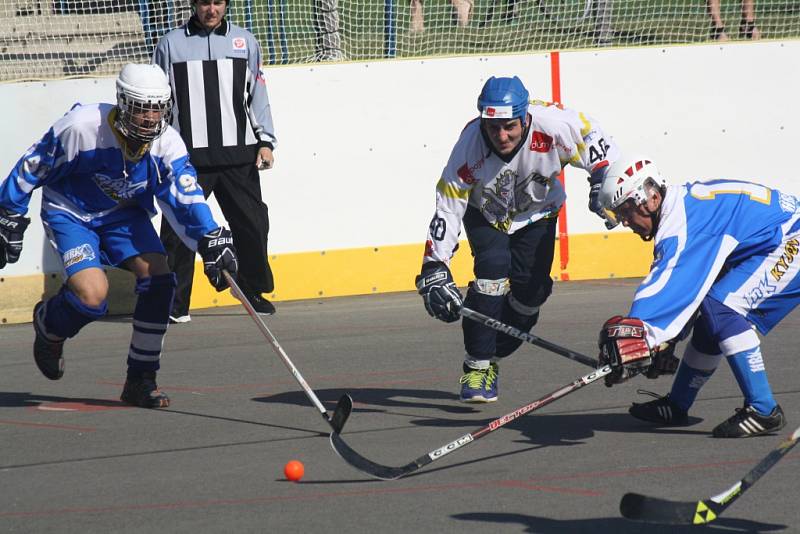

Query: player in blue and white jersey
415,75,621,403
595,154,794,437
0,63,239,408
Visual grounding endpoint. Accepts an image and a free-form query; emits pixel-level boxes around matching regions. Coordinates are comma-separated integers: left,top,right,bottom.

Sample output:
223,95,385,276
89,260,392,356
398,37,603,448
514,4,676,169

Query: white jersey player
596,155,793,437
0,63,239,408
415,75,621,403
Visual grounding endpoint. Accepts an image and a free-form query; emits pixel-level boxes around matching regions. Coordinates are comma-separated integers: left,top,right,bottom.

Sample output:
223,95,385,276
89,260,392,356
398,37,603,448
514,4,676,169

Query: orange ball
284,460,304,481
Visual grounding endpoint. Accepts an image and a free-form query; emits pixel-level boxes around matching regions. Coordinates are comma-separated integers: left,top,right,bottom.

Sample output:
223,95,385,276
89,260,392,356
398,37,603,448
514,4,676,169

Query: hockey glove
415,262,463,323
588,172,618,230
644,341,680,379
598,315,652,387
0,208,30,269
198,227,238,291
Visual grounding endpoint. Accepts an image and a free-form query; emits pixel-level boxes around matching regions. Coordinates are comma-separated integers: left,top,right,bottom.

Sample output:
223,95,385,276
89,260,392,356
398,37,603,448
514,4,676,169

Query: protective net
2,0,799,82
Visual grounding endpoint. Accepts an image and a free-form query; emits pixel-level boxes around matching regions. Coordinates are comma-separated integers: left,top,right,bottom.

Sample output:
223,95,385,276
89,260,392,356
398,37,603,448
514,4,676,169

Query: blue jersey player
0,63,239,408
595,154,793,437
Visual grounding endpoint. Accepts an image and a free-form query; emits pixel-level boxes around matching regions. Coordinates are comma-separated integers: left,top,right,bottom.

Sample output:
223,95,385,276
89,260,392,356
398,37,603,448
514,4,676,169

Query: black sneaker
120,371,171,408
244,291,276,315
32,301,65,380
712,404,786,438
628,390,689,426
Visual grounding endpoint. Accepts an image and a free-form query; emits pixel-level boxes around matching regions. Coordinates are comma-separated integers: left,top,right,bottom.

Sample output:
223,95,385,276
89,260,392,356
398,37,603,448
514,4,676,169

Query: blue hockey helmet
477,76,530,120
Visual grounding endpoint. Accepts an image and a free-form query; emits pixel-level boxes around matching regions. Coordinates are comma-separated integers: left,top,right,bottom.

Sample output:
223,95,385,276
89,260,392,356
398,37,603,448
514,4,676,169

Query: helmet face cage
600,158,665,225
116,93,172,143
115,64,173,143
477,76,530,121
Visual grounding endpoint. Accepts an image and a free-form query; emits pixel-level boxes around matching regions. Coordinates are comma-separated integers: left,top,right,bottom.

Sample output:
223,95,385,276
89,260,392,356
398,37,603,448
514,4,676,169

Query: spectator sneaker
628,390,689,426
459,362,498,403
712,404,786,438
32,301,65,380
121,371,171,409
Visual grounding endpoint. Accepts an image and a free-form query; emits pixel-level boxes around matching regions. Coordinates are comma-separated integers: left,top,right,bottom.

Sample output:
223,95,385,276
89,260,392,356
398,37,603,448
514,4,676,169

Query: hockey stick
222,270,352,433
459,306,597,368
620,424,800,524
330,364,613,480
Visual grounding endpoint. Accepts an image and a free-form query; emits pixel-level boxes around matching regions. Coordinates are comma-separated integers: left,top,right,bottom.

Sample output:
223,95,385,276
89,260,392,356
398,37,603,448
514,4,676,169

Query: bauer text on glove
198,227,238,291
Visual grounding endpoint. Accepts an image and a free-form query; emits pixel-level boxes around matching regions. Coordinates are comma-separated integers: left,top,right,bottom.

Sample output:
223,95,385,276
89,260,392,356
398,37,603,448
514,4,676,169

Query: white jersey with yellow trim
423,101,620,265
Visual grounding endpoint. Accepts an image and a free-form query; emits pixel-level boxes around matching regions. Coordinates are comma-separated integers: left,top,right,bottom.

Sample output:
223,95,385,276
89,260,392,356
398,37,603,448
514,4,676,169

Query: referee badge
231,37,247,54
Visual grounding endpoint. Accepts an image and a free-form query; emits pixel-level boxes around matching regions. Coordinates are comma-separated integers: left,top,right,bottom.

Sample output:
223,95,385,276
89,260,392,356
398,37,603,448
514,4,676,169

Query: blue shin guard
726,347,777,416
668,359,716,412
127,274,176,375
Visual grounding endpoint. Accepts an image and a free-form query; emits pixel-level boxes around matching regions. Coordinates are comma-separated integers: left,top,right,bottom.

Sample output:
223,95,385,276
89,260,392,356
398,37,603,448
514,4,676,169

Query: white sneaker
169,314,191,324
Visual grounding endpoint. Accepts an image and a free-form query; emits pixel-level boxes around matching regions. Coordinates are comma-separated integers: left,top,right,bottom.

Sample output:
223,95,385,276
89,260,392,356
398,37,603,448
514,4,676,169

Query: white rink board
0,41,797,277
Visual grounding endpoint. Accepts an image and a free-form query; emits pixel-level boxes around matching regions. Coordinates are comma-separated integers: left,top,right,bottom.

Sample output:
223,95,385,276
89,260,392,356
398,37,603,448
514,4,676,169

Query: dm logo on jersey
63,244,96,268
456,163,477,185
530,131,553,153
92,173,147,202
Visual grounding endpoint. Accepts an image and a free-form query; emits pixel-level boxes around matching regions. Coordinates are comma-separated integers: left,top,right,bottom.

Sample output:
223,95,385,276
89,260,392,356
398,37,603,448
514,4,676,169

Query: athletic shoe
712,404,786,438
243,291,276,315
120,371,171,409
169,314,192,324
628,390,689,426
32,301,65,380
459,362,498,403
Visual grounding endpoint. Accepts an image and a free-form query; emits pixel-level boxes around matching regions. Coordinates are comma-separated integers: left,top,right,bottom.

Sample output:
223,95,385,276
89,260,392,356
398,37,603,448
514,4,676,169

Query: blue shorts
42,210,166,278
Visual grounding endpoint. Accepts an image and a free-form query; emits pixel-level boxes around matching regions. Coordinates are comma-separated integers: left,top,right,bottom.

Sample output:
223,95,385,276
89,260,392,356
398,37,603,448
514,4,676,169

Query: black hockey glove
644,341,680,379
198,227,238,291
588,172,617,230
415,262,463,323
0,208,30,269
598,315,652,387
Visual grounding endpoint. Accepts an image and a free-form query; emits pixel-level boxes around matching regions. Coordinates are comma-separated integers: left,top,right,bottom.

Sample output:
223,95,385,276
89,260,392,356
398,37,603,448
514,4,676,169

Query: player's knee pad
128,274,176,373
495,294,540,358
509,273,553,309
42,285,107,339
462,278,508,360
698,297,759,356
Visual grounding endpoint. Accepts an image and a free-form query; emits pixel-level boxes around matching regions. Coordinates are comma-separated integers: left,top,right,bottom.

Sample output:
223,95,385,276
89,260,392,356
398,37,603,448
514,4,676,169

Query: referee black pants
160,163,274,317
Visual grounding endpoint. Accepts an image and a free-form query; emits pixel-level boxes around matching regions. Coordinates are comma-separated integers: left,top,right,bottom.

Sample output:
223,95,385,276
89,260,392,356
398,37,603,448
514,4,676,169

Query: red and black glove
598,315,652,387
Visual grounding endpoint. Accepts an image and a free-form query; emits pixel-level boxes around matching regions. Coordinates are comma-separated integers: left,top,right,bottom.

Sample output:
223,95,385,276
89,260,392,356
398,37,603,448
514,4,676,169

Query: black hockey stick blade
330,431,431,480
620,424,800,524
329,394,353,434
330,365,612,480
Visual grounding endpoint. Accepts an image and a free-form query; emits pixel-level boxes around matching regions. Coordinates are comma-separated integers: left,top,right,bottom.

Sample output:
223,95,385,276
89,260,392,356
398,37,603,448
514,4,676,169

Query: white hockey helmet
598,155,666,226
115,63,172,143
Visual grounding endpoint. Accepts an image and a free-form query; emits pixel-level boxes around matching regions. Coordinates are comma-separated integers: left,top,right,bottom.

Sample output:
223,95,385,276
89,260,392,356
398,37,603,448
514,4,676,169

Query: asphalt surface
0,279,798,533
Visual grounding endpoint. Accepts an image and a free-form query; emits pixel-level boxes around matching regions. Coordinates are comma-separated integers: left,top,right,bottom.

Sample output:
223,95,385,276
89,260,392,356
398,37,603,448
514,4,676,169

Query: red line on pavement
0,419,96,432
0,478,597,518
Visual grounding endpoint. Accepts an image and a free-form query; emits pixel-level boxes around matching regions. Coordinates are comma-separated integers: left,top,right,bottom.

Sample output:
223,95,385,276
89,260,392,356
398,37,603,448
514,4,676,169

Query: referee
153,0,278,321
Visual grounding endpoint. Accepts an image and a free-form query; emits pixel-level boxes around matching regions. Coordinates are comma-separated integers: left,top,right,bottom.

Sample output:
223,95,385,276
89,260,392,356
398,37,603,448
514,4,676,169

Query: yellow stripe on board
0,232,653,325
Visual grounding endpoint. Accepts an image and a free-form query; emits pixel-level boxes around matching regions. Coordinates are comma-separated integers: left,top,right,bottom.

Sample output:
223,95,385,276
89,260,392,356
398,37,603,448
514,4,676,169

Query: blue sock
669,360,715,412
726,348,776,415
42,285,107,339
127,274,176,375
